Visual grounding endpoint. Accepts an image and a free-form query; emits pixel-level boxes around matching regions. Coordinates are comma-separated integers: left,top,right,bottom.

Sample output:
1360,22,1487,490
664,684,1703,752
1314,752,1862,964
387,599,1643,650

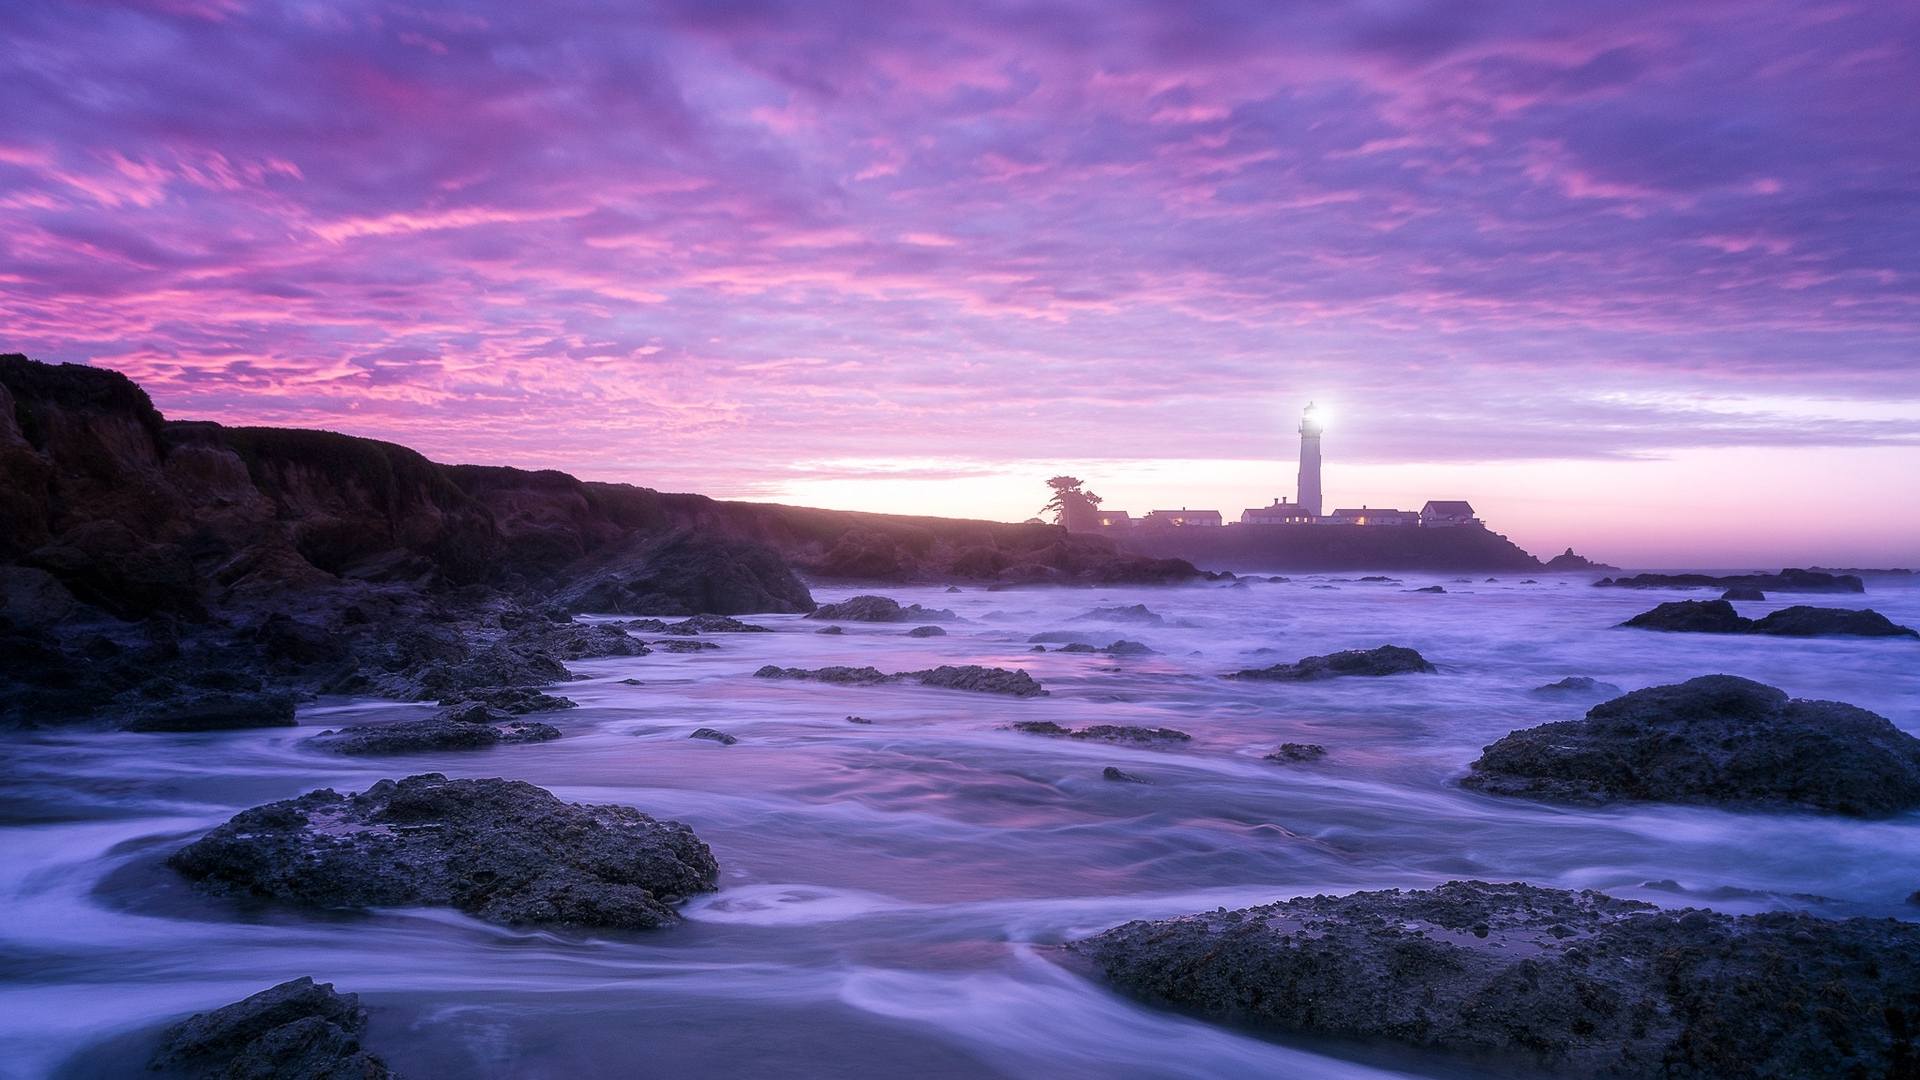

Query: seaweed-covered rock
304,704,561,755
658,614,769,634
1102,766,1149,784
1619,599,1751,633
1011,721,1188,742
149,976,396,1078
806,595,956,623
904,665,1047,697
1464,675,1920,815
168,773,717,928
688,727,737,745
1264,743,1326,762
652,639,721,652
753,664,891,686
438,686,576,714
1068,880,1920,1079
1227,645,1435,681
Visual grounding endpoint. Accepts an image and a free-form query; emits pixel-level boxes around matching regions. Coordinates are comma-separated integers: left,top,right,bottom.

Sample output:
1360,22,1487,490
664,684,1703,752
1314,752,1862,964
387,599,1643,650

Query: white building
1142,508,1223,527
1420,500,1480,528
1241,498,1316,525
1328,506,1419,526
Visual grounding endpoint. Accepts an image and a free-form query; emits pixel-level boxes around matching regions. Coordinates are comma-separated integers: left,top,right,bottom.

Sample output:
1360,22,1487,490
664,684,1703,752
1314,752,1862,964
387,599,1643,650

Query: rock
1067,880,1920,1079
904,665,1048,697
1529,676,1622,698
1593,569,1864,593
518,622,648,659
551,530,816,616
905,625,947,638
846,715,872,724
384,642,574,702
120,690,300,732
1358,575,1396,583
1751,605,1918,638
438,686,576,714
1619,600,1918,638
1411,585,1445,593
1072,604,1164,625
305,704,561,754
1056,642,1099,653
0,565,79,628
1104,640,1156,656
1721,585,1767,601
1542,547,1618,571
149,976,397,1078
944,586,962,593
1464,675,1920,815
806,595,957,623
1264,743,1326,762
689,727,737,745
1227,645,1435,681
1102,766,1149,784
1619,599,1751,633
658,614,769,635
1011,721,1189,742
1027,630,1110,645
652,639,721,652
169,773,717,928
814,625,845,635
753,664,892,686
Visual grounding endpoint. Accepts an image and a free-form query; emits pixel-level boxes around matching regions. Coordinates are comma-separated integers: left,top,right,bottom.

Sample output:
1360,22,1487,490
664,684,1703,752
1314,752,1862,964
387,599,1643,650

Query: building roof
1147,508,1222,517
1421,500,1476,515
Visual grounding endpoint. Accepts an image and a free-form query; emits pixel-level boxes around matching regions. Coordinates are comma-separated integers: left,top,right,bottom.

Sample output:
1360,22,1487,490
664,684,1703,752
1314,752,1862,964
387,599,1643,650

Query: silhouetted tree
1041,476,1103,530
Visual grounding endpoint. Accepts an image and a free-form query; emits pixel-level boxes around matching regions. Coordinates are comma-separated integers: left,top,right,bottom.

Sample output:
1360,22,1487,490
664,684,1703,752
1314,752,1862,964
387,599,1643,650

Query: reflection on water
4,575,1918,1078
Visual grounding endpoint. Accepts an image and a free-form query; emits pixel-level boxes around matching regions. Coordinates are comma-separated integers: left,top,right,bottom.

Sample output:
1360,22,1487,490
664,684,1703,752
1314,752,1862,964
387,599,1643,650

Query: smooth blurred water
4,574,1918,1078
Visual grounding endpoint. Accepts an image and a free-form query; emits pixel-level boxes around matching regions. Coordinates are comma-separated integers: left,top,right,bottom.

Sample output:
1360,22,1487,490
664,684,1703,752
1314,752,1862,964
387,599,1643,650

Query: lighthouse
1297,402,1323,518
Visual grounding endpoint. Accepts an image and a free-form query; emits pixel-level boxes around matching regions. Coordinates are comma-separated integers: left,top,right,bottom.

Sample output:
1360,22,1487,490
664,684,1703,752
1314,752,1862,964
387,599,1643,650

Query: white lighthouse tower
1297,402,1324,518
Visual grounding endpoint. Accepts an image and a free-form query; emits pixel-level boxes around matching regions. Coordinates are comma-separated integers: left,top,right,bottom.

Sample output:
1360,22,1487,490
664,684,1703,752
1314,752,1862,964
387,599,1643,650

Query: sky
2,0,1917,566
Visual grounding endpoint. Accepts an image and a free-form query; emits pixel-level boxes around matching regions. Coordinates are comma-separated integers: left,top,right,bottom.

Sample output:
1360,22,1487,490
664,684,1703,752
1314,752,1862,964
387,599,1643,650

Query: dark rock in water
513,621,646,660
1594,568,1864,593
753,664,891,686
659,614,769,635
1620,600,1917,638
1464,675,1920,816
652,639,721,652
1227,645,1435,681
305,703,561,754
168,773,717,928
1027,630,1109,645
846,715,872,724
148,976,396,1078
905,665,1048,697
1072,604,1164,625
381,642,575,703
439,686,576,714
121,690,298,732
1530,676,1622,698
1104,640,1156,656
1011,721,1189,743
1619,599,1750,633
551,530,816,616
1721,585,1766,601
1102,766,1149,784
1067,879,1920,1080
905,625,947,638
814,625,845,635
1411,585,1445,593
1751,605,1918,638
618,678,644,686
1029,644,1046,652
944,586,962,593
1357,575,1396,583
807,595,957,623
689,727,737,745
1056,642,1099,653
1264,743,1326,762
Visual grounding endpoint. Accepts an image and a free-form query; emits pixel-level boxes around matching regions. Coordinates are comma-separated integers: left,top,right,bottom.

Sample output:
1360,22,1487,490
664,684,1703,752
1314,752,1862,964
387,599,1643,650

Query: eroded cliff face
0,353,1202,726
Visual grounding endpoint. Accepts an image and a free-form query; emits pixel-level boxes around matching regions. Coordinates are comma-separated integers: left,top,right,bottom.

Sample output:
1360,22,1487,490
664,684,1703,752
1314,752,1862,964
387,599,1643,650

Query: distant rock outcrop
806,595,957,623
754,663,1047,697
1542,547,1618,571
1620,600,1916,638
305,703,561,754
1464,675,1920,815
149,977,398,1079
169,773,717,928
1227,645,1436,681
1067,880,1920,1079
1594,568,1865,593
